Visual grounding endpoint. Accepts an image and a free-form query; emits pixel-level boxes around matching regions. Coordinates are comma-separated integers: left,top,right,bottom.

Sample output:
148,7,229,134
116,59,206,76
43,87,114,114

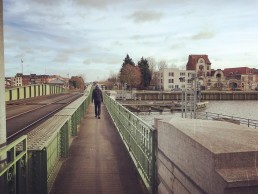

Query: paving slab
50,104,147,194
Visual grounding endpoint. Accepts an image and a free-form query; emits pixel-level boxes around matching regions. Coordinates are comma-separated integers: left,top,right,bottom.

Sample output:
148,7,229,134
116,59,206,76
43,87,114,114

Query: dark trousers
94,101,101,116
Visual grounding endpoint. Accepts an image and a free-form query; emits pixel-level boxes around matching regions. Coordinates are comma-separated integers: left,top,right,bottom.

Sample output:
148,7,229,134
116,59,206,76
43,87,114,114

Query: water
138,101,258,125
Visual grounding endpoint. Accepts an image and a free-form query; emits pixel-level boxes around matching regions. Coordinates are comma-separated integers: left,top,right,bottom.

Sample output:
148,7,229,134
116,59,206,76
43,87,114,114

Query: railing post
151,129,157,194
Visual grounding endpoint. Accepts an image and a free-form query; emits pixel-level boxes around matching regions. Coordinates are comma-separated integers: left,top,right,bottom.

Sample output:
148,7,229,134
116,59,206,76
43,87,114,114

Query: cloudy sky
3,0,258,81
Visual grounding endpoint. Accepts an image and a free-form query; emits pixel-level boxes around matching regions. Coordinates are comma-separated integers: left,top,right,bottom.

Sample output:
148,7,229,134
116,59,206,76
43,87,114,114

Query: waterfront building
223,67,257,90
186,54,212,90
209,69,227,90
157,68,195,91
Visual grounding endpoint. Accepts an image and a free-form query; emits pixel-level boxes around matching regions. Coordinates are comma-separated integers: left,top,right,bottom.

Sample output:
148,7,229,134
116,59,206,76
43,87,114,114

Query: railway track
6,92,83,142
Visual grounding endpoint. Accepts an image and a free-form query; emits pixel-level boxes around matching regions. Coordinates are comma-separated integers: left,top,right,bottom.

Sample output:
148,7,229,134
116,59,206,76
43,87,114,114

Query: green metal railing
0,135,27,194
104,94,157,194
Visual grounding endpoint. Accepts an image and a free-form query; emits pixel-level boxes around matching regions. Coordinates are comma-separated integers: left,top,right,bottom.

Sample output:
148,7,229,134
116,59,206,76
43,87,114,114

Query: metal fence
104,93,157,194
0,135,27,193
197,112,258,129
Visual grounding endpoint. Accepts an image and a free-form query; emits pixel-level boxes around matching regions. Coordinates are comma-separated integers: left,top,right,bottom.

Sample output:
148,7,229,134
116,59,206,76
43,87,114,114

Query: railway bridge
1,84,258,194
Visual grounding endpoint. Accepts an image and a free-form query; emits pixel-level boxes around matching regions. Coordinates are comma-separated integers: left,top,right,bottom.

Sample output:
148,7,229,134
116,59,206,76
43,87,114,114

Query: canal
138,101,258,125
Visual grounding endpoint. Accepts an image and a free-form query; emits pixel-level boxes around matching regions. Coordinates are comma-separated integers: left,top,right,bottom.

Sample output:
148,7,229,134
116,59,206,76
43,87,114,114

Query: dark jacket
92,87,103,103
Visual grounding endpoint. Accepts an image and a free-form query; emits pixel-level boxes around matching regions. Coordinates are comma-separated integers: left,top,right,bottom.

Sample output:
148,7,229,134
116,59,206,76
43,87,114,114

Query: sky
3,0,258,82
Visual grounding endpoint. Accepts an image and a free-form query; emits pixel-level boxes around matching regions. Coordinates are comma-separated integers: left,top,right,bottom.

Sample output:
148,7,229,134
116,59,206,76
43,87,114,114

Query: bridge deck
50,104,147,194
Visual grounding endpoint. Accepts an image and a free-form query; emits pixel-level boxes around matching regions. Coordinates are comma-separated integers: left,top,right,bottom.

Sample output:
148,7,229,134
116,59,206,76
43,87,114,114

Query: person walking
92,84,103,119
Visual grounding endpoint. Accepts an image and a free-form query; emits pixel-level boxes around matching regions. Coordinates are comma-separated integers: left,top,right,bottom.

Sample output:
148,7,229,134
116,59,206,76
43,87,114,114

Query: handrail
0,135,27,176
104,93,156,194
197,112,258,129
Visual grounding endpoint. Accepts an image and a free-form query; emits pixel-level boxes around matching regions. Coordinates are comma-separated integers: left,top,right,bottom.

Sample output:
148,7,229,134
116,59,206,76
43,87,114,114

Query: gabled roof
49,79,65,85
223,67,254,76
186,54,211,70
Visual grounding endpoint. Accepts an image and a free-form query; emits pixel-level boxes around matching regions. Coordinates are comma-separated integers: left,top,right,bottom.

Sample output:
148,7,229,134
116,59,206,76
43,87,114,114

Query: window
180,72,185,76
179,77,185,82
168,79,174,83
169,72,174,76
199,65,204,71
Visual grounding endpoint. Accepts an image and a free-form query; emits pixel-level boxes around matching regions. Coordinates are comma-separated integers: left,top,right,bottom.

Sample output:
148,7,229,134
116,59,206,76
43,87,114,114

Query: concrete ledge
156,118,258,194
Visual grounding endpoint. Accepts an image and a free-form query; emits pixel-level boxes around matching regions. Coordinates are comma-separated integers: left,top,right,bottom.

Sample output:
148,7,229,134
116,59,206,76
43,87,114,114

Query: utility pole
67,73,69,89
0,0,7,191
21,59,23,74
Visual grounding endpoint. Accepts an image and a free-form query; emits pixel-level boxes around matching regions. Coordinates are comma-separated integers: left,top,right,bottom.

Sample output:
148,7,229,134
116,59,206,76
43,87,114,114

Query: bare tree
169,63,178,68
158,60,168,70
146,57,157,76
105,71,118,89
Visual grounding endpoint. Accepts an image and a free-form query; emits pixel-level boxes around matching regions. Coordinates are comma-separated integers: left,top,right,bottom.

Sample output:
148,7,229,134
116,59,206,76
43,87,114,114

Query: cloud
170,43,184,50
130,10,164,23
72,0,122,9
26,0,62,6
83,56,121,65
191,30,216,40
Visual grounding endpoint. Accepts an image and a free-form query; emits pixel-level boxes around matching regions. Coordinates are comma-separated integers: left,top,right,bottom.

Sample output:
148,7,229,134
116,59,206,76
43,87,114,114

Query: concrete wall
155,118,258,194
135,91,258,101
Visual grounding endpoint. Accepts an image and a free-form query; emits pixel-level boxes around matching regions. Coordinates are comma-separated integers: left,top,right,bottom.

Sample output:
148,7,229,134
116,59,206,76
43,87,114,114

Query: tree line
105,54,172,90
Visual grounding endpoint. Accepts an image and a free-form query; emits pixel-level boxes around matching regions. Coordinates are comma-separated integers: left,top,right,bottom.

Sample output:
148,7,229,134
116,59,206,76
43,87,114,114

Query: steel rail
7,93,82,142
6,93,81,120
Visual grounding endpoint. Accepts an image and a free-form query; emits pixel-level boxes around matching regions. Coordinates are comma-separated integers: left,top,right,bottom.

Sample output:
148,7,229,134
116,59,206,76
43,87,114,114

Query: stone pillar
0,1,7,192
0,0,6,165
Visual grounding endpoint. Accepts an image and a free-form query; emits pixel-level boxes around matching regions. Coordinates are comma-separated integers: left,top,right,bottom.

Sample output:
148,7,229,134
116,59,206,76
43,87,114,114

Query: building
223,67,257,90
208,69,227,90
5,77,11,87
157,68,195,91
48,78,66,88
11,73,23,87
186,54,212,90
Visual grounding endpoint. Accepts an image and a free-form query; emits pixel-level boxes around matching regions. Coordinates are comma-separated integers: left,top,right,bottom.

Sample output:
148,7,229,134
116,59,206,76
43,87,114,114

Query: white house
157,68,195,91
11,74,23,87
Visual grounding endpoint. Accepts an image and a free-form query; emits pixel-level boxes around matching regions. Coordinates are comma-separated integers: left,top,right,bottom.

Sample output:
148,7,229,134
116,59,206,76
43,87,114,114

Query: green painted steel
104,94,157,194
5,84,66,102
19,87,25,99
0,85,92,193
12,89,18,100
28,149,47,194
0,135,27,194
26,85,92,194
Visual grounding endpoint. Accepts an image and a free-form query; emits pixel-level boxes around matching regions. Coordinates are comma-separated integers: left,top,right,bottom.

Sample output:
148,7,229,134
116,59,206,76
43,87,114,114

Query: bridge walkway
50,104,147,194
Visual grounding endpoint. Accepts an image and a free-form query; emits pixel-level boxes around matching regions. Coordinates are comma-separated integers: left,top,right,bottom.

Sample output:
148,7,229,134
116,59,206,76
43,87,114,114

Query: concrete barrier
155,118,258,194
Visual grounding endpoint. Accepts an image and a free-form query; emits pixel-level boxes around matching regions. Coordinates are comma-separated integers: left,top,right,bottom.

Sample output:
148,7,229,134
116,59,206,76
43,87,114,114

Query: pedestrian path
50,104,147,194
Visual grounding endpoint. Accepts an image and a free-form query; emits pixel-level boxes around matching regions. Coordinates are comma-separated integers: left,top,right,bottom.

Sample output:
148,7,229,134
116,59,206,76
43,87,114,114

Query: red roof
223,67,254,77
186,55,211,70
